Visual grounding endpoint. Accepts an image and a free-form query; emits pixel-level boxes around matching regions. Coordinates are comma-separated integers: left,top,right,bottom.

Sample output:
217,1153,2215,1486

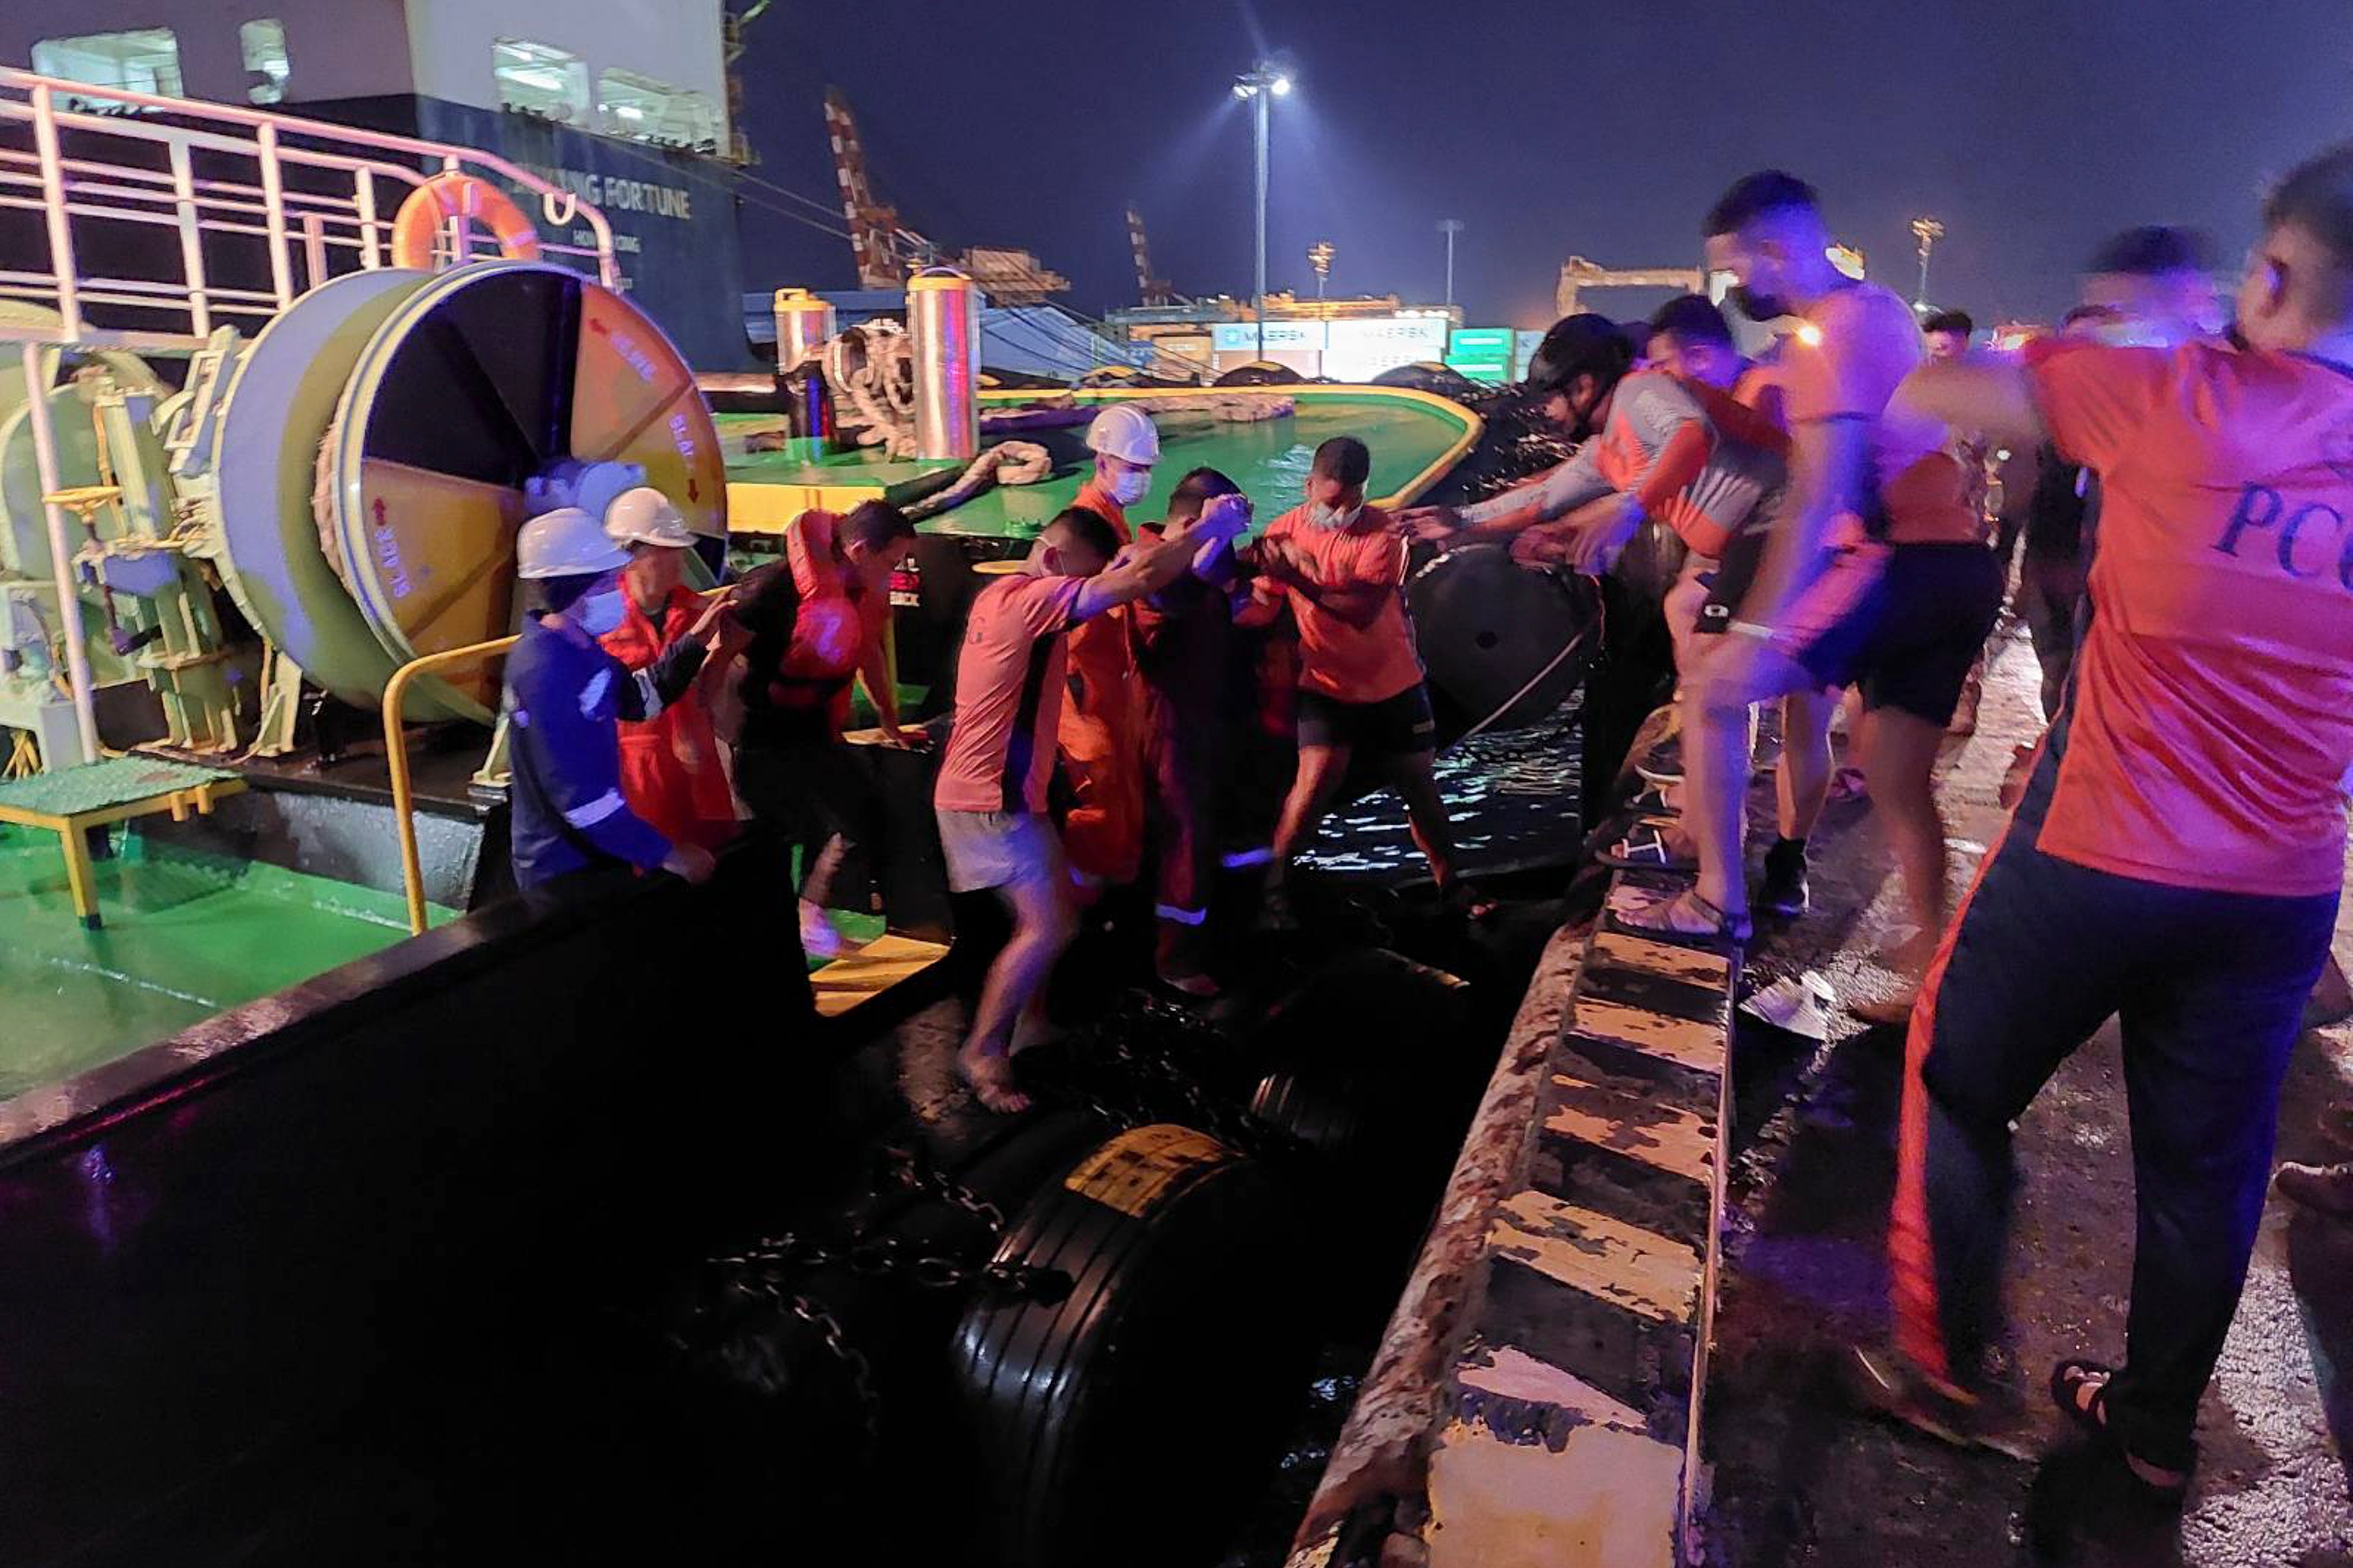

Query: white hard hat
603,486,695,549
1084,402,1160,465
517,506,630,580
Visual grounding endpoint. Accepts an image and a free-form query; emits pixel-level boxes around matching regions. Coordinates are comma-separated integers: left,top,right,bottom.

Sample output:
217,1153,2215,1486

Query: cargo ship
0,12,1600,1563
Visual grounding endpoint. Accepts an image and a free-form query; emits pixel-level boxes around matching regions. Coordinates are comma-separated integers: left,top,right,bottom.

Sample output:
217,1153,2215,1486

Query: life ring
387,172,543,270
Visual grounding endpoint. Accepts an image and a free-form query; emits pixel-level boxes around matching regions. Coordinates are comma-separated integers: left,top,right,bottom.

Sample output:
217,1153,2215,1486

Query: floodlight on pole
1911,216,1945,309
1438,218,1465,307
1234,61,1290,360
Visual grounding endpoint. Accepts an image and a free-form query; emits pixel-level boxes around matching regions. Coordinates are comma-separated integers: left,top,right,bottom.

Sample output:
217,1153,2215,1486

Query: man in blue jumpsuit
503,506,736,889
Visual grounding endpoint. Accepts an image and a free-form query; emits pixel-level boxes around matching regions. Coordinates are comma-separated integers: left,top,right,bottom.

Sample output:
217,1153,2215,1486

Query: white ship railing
0,65,619,353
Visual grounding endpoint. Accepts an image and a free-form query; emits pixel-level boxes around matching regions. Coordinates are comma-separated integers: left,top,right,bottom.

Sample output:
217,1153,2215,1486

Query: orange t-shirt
2023,338,2353,896
1256,502,1423,704
1781,280,1982,545
935,571,1085,813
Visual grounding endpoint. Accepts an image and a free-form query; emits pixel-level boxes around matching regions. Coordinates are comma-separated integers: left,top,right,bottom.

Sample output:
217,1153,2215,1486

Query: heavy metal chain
710,1230,1066,1303
1094,1025,1308,1164
720,1272,884,1451
876,1143,1006,1234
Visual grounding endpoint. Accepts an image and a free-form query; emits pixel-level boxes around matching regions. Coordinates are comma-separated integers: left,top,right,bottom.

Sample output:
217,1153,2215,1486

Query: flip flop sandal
1598,823,1698,871
1624,783,1678,817
2050,1358,2191,1502
1616,888,1753,944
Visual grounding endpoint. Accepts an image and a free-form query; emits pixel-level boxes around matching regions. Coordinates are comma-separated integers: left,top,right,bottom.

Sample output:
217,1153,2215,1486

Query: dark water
1302,704,1585,884
1211,705,1584,1567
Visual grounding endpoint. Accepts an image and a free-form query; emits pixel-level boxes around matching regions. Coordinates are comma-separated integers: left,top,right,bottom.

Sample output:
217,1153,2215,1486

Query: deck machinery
0,64,721,784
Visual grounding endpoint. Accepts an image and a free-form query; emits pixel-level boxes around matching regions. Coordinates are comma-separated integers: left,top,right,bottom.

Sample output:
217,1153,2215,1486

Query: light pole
1307,241,1334,309
1910,216,1945,310
1234,62,1291,360
1438,218,1463,308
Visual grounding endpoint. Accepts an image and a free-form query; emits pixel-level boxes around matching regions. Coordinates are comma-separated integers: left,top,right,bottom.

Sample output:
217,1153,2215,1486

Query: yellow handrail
384,635,517,936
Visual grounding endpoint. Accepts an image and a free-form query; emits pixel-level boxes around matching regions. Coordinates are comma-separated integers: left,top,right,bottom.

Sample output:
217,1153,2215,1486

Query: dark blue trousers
1894,813,2334,1468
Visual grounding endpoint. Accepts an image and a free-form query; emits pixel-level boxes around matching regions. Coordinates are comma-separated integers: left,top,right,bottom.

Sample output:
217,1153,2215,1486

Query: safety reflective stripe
632,668,667,721
1220,846,1275,869
1155,903,1208,926
579,668,611,717
563,789,628,829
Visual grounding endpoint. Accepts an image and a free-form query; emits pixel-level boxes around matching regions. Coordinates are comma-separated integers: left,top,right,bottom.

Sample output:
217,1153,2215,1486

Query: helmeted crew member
935,498,1249,1113
1133,466,1249,996
1398,316,1677,830
1859,142,2353,1506
1659,173,2002,1025
1056,402,1161,893
503,507,734,890
1247,437,1491,926
1556,296,1818,917
599,487,738,853
731,501,921,958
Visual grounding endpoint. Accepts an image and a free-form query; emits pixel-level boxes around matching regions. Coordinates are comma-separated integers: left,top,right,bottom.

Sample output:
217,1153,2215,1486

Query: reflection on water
1301,704,1584,882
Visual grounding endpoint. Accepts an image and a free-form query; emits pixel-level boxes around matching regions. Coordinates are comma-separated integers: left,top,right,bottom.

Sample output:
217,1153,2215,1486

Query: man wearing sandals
1668,173,2003,1012
1855,143,2353,1506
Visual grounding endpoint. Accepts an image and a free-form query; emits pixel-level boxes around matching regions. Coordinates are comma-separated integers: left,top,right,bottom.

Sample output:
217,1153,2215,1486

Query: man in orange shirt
1856,143,2353,1504
1056,403,1161,893
936,497,1248,1111
1246,437,1486,926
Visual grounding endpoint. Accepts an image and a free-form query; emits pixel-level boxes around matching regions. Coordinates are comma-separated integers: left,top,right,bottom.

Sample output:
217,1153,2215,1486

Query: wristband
1726,620,1778,643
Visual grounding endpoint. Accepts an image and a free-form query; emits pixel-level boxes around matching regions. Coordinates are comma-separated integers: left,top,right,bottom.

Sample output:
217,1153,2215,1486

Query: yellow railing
384,635,516,936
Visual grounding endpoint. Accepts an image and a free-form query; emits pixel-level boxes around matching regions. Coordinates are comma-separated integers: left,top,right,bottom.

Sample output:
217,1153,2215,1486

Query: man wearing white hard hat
597,487,740,854
1057,402,1161,892
503,505,735,890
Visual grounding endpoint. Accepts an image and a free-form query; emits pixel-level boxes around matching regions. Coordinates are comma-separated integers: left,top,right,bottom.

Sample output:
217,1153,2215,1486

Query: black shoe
1759,837,1810,917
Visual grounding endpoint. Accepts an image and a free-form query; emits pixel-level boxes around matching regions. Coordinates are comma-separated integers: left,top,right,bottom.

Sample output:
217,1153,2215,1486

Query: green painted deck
724,392,1477,542
718,430,962,499
0,824,449,1103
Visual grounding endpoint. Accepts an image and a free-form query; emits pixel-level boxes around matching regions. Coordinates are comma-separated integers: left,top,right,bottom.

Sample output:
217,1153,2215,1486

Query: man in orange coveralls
599,486,743,851
731,500,921,957
1057,402,1162,894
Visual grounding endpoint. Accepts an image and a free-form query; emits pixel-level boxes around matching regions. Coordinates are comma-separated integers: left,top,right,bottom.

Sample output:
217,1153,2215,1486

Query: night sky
734,1,2353,330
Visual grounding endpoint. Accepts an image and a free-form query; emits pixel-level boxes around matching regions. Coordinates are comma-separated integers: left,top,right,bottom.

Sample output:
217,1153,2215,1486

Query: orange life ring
387,172,544,270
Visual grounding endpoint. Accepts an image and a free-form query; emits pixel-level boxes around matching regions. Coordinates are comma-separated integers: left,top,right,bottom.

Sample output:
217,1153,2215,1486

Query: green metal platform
722,389,1480,543
0,823,451,1101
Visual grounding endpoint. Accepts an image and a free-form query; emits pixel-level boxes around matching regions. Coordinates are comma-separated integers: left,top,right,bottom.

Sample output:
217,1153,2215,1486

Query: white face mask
577,588,627,637
1308,501,1362,532
1104,467,1152,507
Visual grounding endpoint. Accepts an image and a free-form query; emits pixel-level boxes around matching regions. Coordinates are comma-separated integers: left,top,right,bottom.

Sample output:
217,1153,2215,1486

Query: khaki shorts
936,808,1067,895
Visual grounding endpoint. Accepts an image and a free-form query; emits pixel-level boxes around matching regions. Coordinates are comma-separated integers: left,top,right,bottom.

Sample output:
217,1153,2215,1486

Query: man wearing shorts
1248,437,1486,925
1861,143,2353,1505
935,499,1246,1111
1657,173,2001,1025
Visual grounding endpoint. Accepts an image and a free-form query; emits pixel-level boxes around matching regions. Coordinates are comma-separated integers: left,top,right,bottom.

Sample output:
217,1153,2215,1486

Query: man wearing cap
599,487,739,854
1056,403,1161,892
1396,315,1688,829
503,507,736,891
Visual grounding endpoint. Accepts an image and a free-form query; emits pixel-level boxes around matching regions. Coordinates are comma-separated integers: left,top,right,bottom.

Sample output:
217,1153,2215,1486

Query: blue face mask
1308,501,1362,532
577,589,627,637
